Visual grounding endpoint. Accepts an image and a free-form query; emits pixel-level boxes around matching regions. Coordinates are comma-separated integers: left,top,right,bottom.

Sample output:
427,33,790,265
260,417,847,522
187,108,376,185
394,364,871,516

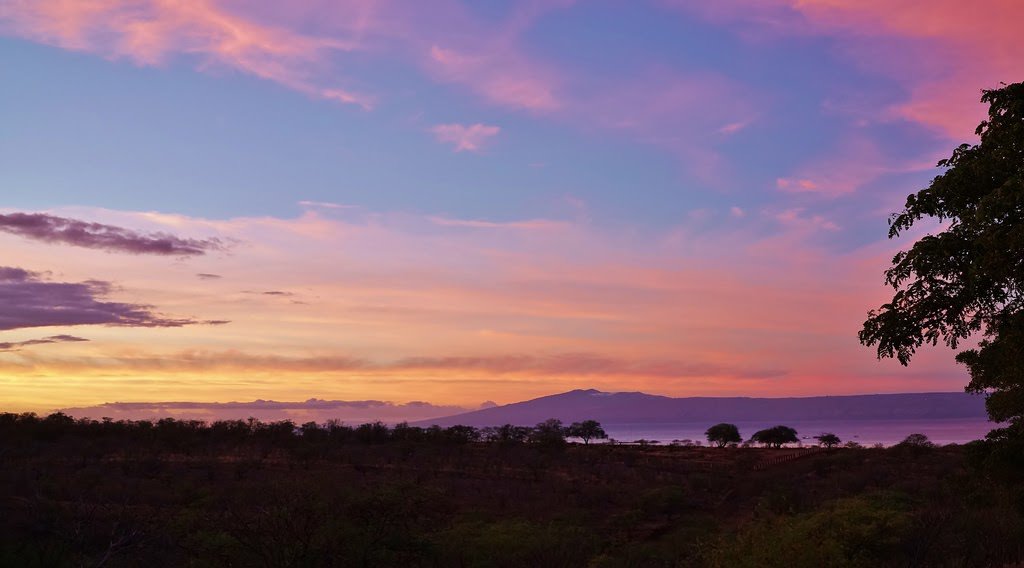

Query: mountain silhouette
414,389,988,427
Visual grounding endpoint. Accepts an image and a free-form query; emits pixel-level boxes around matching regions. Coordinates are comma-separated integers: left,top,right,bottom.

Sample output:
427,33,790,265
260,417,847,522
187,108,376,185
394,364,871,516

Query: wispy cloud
0,212,223,256
428,216,564,230
431,123,501,152
427,45,561,111
0,334,89,352
60,398,471,424
776,178,819,192
0,0,373,108
682,0,1024,139
718,121,749,135
772,208,840,232
789,0,1024,138
11,348,785,380
298,200,354,210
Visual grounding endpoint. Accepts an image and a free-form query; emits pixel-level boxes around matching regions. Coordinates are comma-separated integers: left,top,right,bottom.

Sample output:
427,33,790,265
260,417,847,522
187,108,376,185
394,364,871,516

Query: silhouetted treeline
0,412,614,456
2,411,1024,566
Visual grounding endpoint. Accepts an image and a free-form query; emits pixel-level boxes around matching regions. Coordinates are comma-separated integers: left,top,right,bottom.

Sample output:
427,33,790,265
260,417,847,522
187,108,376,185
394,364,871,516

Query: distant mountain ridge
414,389,989,427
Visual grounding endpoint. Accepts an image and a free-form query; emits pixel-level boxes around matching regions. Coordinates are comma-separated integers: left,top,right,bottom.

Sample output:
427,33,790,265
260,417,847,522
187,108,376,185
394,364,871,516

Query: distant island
416,389,989,427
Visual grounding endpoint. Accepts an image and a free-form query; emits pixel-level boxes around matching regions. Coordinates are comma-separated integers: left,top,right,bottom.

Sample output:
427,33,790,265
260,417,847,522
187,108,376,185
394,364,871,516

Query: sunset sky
2,1,1023,418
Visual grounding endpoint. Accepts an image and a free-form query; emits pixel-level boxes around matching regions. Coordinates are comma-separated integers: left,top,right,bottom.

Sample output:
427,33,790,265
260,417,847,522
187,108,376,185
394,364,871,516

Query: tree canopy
750,425,798,448
705,423,742,447
860,82,1024,432
530,418,568,447
814,433,841,448
897,433,935,449
567,420,607,445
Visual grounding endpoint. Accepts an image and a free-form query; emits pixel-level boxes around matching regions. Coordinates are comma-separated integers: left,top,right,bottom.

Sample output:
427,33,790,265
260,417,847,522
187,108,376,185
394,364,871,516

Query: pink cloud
572,69,754,185
682,0,1024,139
0,0,374,108
428,216,565,230
785,0,1024,137
776,178,819,192
718,121,749,135
0,1,761,181
431,123,501,152
297,200,354,210
771,208,839,232
773,135,934,197
427,45,561,111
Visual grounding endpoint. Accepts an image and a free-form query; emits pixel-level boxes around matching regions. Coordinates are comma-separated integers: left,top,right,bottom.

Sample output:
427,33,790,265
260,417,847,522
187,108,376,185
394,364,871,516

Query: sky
2,0,1023,419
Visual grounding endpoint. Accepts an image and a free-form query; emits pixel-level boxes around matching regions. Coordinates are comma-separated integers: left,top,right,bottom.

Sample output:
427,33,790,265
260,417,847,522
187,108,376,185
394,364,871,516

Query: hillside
415,389,988,427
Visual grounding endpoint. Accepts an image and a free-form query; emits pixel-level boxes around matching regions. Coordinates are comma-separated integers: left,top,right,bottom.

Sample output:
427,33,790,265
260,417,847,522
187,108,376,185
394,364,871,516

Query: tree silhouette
814,433,841,448
531,418,567,447
705,423,742,447
898,433,935,449
482,424,531,444
750,425,798,448
567,420,607,445
860,82,1024,435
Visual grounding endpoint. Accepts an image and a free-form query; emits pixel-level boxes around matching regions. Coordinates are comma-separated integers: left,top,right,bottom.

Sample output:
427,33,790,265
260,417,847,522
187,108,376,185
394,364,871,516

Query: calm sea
601,418,996,447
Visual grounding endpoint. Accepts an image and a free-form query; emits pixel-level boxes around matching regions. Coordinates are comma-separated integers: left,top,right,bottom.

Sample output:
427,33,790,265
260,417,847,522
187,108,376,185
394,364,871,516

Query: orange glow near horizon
0,206,966,414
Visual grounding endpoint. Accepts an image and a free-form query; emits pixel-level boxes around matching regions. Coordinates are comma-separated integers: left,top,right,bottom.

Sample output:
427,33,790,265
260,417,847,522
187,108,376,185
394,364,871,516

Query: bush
715,492,914,567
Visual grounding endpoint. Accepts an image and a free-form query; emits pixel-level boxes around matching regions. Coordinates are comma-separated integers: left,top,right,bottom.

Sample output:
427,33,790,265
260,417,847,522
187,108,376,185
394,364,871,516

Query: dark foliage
815,433,842,448
750,425,799,448
568,420,608,445
705,423,742,447
1,413,1023,566
860,82,1024,434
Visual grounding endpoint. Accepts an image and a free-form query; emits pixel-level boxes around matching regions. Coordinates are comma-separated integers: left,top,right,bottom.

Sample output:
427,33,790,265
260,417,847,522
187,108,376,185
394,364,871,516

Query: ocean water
601,418,997,447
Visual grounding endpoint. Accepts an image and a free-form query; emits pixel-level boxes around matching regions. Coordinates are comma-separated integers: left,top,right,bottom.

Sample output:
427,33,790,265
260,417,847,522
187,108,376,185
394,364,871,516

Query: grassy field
2,416,1023,567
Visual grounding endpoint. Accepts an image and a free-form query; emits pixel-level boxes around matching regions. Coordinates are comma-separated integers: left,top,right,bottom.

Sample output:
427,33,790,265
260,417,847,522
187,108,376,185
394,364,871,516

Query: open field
2,417,1023,567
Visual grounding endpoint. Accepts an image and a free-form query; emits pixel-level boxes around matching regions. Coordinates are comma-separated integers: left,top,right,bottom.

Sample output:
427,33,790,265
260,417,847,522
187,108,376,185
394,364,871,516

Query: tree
814,432,841,448
897,433,935,449
860,82,1024,433
705,423,742,447
443,425,480,444
530,418,567,447
566,420,607,445
750,425,798,448
481,424,530,444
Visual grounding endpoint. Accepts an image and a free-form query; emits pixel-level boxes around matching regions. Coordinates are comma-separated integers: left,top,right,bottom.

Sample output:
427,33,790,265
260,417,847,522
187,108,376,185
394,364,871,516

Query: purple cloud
0,334,89,351
196,273,222,280
0,212,223,256
0,267,225,331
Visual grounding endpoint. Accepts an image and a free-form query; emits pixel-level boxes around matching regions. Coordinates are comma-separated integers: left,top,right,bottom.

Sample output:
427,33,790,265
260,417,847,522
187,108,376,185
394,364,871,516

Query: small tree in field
750,425,799,448
814,433,841,448
705,423,742,447
567,420,607,445
897,433,935,449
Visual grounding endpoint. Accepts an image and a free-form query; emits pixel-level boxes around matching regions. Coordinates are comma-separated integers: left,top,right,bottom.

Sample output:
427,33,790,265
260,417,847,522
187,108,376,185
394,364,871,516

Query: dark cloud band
0,267,227,331
0,334,89,351
0,212,223,256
